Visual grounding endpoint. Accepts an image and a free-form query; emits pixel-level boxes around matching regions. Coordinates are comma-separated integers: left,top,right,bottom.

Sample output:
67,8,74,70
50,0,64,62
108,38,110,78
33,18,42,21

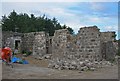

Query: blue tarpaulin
11,57,21,63
11,56,29,64
22,60,29,64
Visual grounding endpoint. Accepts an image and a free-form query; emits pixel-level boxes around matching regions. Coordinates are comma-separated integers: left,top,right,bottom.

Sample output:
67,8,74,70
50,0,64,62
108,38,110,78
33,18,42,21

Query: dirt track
2,55,118,79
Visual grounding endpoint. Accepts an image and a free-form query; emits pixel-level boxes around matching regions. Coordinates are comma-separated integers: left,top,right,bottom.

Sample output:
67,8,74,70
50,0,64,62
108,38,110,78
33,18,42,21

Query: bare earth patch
2,55,118,79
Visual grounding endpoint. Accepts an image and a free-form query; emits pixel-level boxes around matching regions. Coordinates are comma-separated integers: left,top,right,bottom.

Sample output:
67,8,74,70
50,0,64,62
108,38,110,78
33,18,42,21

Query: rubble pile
34,54,52,60
48,56,113,71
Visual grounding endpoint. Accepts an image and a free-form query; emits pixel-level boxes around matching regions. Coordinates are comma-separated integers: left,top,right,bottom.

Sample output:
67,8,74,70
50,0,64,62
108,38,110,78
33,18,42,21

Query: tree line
1,10,74,36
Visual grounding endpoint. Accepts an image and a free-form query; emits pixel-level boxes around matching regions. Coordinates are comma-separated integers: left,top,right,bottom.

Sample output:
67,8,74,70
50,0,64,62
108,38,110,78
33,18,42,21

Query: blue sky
1,1,119,39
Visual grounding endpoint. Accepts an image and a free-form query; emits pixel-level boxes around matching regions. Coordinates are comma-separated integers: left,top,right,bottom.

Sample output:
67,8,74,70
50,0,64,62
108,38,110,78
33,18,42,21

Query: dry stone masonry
33,32,46,58
2,31,22,51
2,26,118,71
48,26,117,71
76,26,101,61
21,32,35,52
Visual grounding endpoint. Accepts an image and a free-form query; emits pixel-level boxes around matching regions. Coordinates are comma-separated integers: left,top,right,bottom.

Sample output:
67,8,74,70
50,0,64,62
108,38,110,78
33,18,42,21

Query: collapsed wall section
48,26,116,71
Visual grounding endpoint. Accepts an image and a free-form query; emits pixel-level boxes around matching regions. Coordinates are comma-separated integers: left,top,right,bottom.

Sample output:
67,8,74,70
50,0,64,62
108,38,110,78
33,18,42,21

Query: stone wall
2,31,52,56
48,26,117,70
76,26,101,61
50,27,102,70
21,32,35,52
52,29,71,59
100,32,117,60
33,32,46,58
100,32,116,42
105,41,118,60
2,31,14,47
2,31,22,51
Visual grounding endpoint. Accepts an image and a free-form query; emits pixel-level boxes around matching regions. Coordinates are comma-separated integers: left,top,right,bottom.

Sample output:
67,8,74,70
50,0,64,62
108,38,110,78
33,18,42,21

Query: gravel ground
2,55,118,79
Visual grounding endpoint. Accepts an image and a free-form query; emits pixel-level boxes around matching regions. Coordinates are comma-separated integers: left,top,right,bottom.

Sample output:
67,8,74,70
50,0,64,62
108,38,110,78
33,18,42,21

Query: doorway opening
46,47,49,54
15,40,21,50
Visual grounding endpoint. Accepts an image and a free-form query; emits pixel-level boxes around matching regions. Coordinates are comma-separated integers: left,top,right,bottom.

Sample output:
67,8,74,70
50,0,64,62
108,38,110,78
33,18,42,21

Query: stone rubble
48,57,113,71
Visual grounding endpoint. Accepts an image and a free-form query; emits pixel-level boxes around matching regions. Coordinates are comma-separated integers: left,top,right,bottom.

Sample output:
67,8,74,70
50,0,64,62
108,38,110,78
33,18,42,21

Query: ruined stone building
2,26,118,62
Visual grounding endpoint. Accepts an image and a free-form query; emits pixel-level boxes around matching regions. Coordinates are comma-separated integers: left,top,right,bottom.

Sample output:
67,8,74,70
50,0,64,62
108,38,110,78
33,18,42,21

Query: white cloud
104,25,118,39
2,2,78,16
63,21,86,34
105,26,118,31
90,2,104,11
88,17,101,22
38,7,75,17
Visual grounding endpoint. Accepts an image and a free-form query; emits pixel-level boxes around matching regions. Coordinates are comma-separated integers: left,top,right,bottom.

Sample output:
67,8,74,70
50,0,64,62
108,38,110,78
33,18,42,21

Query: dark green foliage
2,10,74,36
22,50,26,54
22,50,32,56
26,51,32,56
112,34,116,38
67,27,74,35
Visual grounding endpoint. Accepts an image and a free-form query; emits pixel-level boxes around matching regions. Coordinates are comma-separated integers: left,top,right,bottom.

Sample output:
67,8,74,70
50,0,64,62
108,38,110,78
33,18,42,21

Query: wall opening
15,40,20,50
50,39,52,44
46,47,49,54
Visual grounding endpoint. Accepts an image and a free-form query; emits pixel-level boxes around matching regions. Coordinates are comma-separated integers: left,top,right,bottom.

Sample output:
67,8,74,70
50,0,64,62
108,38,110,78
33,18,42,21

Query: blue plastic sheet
23,60,29,64
11,56,29,64
11,57,21,63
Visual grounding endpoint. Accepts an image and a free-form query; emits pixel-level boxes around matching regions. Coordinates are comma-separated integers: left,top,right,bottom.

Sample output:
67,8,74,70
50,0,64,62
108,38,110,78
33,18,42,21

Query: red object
4,47,12,52
1,47,12,62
